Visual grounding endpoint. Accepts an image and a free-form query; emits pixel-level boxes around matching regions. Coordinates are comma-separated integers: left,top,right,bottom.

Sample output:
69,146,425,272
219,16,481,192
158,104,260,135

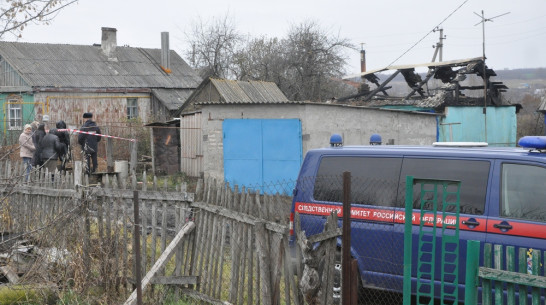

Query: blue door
223,119,302,193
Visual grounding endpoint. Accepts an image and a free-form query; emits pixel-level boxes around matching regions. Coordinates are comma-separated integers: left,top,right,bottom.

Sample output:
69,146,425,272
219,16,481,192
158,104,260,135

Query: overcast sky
9,0,546,75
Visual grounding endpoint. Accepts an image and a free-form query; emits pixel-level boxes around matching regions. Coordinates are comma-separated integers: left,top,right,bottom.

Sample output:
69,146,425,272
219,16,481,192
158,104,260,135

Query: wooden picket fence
0,159,306,304
466,241,546,305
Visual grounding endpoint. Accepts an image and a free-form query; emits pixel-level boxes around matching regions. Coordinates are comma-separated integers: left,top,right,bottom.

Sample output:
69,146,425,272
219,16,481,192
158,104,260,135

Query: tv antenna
473,10,509,143
474,10,510,61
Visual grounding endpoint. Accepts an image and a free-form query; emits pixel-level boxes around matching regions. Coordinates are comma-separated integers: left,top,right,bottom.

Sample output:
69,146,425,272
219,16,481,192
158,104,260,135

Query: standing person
39,128,66,180
19,124,35,181
78,112,101,174
32,123,47,168
54,120,71,171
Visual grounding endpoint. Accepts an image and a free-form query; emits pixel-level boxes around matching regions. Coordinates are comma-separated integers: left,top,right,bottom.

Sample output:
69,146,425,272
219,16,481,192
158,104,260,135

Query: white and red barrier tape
57,129,136,142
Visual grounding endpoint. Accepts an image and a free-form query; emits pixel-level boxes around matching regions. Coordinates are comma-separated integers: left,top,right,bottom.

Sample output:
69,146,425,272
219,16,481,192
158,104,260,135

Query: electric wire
386,0,469,67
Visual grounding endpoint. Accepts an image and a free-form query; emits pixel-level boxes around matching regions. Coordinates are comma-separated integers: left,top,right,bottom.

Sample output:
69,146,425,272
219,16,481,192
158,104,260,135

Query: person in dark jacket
32,123,47,167
40,128,67,178
54,120,71,171
78,112,101,174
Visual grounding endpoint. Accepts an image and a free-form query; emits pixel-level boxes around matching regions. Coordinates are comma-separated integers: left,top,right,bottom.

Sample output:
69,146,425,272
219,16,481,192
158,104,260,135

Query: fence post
130,139,137,177
464,240,480,305
133,190,142,305
342,171,352,305
105,126,114,173
403,175,414,305
256,221,272,305
74,161,82,186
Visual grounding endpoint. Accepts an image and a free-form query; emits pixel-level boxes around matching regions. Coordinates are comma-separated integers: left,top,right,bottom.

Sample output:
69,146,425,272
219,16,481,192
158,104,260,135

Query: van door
485,161,546,268
308,155,402,290
392,157,491,298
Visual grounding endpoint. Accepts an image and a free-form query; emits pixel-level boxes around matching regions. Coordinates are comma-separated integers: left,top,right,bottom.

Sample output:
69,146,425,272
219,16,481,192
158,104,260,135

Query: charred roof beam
363,70,401,102
403,68,437,101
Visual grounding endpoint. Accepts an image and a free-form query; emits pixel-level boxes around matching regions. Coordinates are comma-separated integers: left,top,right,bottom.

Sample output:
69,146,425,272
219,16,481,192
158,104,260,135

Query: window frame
7,98,22,130
127,98,138,119
500,162,546,222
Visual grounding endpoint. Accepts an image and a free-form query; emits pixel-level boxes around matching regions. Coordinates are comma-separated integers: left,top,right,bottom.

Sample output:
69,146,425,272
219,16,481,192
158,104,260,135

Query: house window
8,99,22,130
127,98,138,119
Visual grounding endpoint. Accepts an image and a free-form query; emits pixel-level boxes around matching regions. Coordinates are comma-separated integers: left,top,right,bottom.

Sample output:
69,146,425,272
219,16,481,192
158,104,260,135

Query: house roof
175,78,290,116
0,41,202,89
209,78,289,103
151,89,194,111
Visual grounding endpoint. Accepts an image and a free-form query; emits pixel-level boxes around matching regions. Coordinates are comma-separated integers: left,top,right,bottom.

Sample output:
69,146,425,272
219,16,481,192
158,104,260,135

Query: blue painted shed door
223,119,302,192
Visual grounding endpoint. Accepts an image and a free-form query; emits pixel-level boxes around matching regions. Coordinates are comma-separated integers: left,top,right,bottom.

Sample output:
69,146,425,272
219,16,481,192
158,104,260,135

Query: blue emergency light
330,134,343,147
518,136,546,150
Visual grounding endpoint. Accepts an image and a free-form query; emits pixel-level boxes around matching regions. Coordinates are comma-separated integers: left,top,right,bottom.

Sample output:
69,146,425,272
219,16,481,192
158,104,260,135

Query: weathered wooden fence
0,159,315,304
466,241,546,305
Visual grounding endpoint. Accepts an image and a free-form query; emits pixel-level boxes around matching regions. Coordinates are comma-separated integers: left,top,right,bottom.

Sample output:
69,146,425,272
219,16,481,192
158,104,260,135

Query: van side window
313,157,401,206
501,163,546,222
399,158,490,215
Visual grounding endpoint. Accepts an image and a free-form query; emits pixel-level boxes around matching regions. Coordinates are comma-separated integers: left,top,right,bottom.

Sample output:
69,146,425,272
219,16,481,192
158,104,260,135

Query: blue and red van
289,135,546,302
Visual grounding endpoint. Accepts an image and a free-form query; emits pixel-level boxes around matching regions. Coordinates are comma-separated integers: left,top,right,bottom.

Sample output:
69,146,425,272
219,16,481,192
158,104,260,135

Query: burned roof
0,41,202,89
339,57,511,109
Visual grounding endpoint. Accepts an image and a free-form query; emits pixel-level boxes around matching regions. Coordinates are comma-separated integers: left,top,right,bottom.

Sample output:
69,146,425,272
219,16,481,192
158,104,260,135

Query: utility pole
474,10,510,143
431,27,446,62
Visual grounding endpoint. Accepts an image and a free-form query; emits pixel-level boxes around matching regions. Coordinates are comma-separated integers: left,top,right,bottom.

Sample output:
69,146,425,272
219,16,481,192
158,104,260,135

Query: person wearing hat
78,112,101,174
19,124,36,181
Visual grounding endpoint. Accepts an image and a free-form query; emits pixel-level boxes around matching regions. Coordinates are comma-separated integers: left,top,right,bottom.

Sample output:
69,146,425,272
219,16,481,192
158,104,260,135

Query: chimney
161,32,171,73
360,48,366,73
101,27,117,60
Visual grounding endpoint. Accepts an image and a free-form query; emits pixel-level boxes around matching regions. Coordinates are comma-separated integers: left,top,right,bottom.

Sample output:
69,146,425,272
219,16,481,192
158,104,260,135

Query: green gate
403,176,462,305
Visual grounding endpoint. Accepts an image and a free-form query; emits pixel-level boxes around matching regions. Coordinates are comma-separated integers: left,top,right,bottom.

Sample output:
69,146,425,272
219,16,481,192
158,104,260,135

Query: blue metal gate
223,119,302,193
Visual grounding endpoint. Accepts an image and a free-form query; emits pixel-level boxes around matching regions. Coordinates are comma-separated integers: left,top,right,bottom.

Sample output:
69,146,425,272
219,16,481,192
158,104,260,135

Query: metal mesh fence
296,174,406,305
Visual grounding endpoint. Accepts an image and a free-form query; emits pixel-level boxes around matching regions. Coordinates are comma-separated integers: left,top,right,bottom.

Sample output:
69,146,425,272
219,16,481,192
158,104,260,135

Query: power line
386,0,469,67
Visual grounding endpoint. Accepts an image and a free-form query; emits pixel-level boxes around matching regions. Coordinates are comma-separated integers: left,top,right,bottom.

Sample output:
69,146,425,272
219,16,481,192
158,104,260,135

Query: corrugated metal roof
152,89,193,110
198,100,304,105
0,41,202,89
209,79,289,103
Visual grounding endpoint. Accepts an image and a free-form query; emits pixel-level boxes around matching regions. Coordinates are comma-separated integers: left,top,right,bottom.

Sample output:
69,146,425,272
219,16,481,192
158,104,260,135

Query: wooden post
133,190,143,305
74,161,82,186
150,126,155,176
106,127,114,173
256,221,272,305
342,171,352,305
130,141,137,177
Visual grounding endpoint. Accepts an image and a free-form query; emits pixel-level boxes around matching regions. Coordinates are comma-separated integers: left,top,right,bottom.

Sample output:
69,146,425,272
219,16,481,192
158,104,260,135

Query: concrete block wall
201,103,439,182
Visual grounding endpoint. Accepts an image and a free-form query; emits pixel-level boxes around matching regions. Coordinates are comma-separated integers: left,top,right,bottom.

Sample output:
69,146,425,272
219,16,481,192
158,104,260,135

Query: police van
289,135,546,301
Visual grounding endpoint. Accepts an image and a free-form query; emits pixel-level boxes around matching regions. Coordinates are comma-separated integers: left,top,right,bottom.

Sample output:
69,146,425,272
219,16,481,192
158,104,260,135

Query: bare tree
232,36,287,83
184,14,242,79
233,21,356,102
184,17,356,102
282,20,355,101
0,0,78,39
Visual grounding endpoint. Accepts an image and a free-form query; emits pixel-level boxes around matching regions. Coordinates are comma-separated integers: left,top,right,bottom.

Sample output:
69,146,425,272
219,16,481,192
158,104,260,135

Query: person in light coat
19,124,35,181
